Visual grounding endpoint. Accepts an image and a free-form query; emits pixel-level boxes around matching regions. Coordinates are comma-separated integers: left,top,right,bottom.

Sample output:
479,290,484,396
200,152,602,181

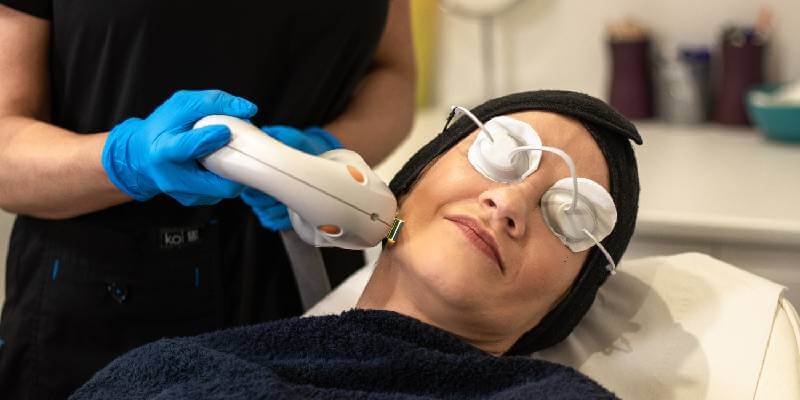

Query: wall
434,0,800,107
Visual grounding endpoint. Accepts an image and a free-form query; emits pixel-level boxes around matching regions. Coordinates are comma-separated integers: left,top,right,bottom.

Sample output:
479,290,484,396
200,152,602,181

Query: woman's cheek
438,170,485,199
515,248,585,308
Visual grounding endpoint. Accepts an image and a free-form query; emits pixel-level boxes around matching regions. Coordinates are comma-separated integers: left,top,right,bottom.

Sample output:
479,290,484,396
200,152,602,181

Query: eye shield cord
582,229,617,274
451,105,495,143
508,146,579,212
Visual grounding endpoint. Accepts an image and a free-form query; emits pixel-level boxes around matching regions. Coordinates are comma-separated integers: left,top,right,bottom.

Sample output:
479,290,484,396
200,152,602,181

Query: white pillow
304,253,796,400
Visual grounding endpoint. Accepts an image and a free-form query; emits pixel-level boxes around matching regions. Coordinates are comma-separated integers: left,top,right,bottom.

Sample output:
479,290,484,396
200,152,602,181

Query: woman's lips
445,215,504,272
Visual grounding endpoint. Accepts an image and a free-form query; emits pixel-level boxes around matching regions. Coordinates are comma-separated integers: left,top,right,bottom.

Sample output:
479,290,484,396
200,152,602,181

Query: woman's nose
478,186,529,238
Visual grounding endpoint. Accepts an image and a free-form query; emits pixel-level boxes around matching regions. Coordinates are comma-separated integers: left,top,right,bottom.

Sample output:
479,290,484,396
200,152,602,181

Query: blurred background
417,0,797,108
2,0,799,305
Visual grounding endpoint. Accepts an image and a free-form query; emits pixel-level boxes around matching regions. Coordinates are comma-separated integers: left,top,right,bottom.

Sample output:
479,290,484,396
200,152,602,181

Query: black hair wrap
387,90,643,355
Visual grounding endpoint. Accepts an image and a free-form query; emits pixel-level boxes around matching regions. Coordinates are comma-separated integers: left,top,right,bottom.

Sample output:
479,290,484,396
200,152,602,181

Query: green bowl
747,84,800,143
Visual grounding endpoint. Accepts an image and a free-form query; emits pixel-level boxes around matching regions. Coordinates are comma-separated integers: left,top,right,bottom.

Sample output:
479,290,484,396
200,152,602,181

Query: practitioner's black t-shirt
1,0,388,229
0,1,388,398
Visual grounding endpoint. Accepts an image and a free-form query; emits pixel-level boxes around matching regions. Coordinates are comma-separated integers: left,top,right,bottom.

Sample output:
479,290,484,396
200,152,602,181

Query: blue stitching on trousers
194,267,200,288
51,259,60,281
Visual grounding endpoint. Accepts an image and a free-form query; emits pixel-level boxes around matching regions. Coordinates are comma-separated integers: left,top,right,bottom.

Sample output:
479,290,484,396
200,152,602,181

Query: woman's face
380,111,610,349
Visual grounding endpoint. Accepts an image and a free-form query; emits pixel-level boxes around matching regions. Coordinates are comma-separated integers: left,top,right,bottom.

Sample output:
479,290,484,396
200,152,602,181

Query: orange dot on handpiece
346,165,366,183
318,225,342,235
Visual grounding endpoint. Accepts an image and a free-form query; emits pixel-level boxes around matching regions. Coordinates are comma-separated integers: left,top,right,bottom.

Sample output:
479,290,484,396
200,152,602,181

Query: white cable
509,145,579,212
451,106,495,143
582,228,616,275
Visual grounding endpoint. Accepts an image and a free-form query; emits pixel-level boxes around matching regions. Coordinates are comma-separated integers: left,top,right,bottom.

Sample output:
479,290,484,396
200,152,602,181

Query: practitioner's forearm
0,115,130,219
323,0,415,166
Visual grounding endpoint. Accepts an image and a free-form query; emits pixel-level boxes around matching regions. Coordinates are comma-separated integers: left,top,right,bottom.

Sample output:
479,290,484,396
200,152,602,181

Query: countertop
634,122,800,247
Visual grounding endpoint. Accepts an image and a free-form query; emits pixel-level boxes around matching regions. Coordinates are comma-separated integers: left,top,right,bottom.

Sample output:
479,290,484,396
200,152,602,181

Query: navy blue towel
71,310,617,399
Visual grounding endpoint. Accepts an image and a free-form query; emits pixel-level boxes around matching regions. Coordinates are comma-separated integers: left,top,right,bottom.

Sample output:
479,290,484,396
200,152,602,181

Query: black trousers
0,206,361,400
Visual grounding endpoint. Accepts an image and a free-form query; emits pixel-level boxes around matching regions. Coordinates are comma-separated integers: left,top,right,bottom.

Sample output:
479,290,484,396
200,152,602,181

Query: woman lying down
71,91,642,400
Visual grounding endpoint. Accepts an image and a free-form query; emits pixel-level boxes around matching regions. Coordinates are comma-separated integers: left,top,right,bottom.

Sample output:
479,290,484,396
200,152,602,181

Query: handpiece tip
385,217,405,244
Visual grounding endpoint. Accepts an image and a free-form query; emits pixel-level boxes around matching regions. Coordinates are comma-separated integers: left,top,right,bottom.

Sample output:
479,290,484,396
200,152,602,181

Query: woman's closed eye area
460,109,618,268
452,109,615,253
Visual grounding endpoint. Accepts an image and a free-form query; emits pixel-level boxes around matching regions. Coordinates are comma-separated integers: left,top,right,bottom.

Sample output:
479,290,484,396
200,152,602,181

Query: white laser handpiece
193,115,397,250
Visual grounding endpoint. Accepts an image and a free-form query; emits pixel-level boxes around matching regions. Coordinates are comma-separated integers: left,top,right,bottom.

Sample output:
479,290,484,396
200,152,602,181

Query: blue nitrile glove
241,125,342,231
102,90,258,206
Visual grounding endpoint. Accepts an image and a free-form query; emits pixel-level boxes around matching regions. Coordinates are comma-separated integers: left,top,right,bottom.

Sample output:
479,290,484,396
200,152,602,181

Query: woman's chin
387,222,501,309
411,260,495,310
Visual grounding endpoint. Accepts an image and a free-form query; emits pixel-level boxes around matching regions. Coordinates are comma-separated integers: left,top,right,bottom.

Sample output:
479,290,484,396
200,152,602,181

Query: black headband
388,90,642,354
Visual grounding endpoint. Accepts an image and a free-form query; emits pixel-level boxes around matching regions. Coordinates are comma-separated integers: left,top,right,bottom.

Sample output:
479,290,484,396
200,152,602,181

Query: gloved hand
241,125,342,231
102,90,258,206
